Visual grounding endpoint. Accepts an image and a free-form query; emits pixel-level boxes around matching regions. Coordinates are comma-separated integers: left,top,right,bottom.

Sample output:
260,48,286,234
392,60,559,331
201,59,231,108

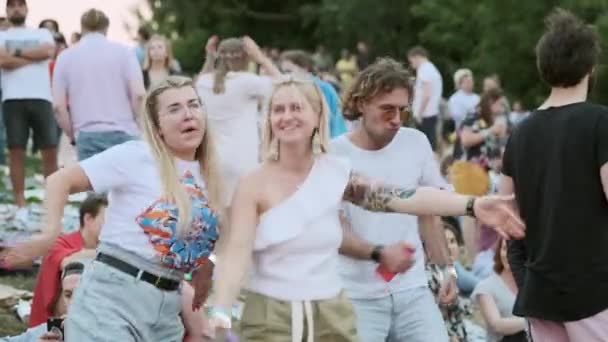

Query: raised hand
205,35,219,55
242,36,264,63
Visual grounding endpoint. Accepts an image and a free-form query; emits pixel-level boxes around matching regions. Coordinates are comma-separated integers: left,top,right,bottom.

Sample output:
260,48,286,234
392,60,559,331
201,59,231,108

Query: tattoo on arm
343,172,416,212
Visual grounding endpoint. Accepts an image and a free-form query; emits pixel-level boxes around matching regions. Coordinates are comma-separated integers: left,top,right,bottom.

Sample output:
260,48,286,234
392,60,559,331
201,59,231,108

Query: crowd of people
0,0,605,341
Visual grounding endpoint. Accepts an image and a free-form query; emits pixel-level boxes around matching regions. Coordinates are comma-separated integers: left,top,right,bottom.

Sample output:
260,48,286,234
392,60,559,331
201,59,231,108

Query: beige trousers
237,290,359,342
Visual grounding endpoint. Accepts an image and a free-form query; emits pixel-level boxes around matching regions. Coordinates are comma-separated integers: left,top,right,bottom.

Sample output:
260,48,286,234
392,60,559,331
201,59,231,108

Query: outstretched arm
0,166,92,268
343,172,525,238
343,172,472,216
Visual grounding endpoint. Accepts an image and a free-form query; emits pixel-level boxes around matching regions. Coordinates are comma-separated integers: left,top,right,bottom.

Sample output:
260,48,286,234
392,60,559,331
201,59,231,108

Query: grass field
0,155,489,339
0,155,44,337
0,271,37,336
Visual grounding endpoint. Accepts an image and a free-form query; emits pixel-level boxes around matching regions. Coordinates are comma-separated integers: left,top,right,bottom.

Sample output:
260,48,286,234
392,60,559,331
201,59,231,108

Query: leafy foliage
142,0,608,106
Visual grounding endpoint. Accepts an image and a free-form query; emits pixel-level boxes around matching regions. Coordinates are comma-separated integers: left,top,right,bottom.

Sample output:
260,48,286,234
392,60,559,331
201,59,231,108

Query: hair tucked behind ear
213,38,248,94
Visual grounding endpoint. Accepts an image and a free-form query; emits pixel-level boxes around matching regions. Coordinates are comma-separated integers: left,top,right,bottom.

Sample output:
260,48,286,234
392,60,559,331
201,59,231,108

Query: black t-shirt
502,102,608,322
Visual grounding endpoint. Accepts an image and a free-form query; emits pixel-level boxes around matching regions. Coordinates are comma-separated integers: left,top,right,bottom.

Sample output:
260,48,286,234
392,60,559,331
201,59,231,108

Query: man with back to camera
52,9,145,161
499,8,608,341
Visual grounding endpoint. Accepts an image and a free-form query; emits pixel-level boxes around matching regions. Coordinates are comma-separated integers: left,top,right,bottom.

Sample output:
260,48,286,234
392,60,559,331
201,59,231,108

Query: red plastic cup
375,246,416,282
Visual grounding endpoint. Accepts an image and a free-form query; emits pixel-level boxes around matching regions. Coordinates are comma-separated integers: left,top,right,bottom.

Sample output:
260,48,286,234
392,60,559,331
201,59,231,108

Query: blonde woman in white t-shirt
196,36,281,208
205,76,526,341
1,76,222,341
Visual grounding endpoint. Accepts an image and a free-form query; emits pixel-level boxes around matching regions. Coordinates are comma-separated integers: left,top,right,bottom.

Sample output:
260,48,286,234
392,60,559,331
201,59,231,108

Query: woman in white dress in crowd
196,36,281,208
205,76,525,341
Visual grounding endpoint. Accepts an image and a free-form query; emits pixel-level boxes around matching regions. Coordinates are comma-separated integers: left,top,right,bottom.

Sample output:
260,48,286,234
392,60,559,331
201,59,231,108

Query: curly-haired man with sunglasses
333,58,455,342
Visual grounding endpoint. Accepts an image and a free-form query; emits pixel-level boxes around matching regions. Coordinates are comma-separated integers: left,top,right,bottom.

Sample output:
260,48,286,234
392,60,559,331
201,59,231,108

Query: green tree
140,0,322,73
411,0,608,105
141,0,608,106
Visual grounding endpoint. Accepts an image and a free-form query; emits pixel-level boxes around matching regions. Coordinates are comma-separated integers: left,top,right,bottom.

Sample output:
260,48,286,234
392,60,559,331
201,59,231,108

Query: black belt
96,253,181,291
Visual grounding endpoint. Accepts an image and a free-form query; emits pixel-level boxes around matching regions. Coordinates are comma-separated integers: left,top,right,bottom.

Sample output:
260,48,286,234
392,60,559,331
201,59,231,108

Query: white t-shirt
196,71,273,205
80,140,219,269
331,128,446,299
472,273,519,342
448,89,480,127
0,27,54,101
413,60,443,119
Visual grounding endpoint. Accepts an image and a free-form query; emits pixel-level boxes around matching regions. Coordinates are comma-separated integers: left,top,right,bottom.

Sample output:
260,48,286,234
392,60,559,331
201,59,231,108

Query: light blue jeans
76,130,136,161
455,261,480,296
350,286,449,342
65,244,184,342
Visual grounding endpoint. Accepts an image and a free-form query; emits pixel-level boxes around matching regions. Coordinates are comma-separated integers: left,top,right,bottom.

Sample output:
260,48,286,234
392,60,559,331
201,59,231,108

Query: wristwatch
466,197,476,218
370,245,384,263
13,48,21,57
208,306,232,329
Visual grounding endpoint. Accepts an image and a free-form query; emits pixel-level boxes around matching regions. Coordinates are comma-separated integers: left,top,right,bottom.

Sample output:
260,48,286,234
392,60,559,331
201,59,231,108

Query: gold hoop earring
269,138,280,161
312,128,322,154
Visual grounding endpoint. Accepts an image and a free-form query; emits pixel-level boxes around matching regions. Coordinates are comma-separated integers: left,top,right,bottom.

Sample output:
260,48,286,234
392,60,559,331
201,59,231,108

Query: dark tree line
140,0,608,106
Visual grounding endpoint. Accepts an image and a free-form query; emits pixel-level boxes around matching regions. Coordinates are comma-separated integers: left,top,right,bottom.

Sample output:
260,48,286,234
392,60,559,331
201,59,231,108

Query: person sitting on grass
1,261,85,342
27,194,107,328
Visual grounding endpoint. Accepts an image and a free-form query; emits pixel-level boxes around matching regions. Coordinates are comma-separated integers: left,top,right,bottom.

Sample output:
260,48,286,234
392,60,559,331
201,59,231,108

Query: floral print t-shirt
461,113,505,171
80,140,219,273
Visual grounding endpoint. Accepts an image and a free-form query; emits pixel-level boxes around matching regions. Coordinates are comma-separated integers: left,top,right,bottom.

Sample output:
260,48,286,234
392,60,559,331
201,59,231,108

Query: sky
4,0,150,45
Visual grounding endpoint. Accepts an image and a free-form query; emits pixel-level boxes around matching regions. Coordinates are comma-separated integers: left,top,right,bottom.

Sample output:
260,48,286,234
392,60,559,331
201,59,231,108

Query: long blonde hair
212,38,249,94
142,34,175,71
141,76,223,236
261,76,330,160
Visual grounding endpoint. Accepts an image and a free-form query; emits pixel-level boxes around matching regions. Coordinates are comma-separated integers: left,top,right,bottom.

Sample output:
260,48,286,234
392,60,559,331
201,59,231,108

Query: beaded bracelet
208,307,232,328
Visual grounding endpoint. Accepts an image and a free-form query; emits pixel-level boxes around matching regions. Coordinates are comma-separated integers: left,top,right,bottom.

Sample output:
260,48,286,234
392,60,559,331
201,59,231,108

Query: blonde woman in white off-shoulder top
207,76,525,341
